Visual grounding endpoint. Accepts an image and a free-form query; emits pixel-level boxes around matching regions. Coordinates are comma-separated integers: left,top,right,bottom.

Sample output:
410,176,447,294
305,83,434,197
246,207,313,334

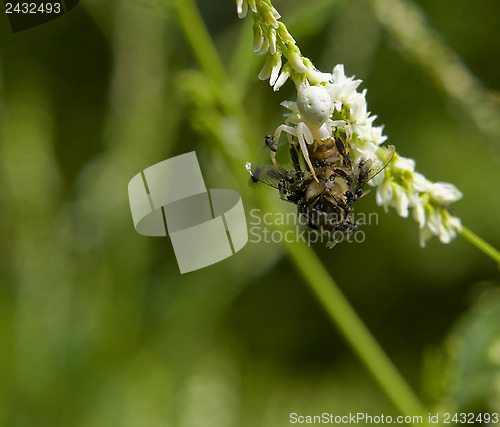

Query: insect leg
290,143,302,172
297,123,319,183
335,137,352,169
265,134,278,152
264,134,280,170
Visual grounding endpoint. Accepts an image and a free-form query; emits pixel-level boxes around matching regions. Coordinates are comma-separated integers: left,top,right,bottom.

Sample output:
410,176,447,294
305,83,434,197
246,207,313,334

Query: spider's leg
297,122,319,183
273,124,295,141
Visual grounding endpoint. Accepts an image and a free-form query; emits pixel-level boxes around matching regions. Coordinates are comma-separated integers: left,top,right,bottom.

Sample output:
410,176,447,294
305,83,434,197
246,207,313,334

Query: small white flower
394,185,410,218
265,9,279,29
306,68,333,85
258,55,273,81
376,180,393,211
428,182,463,204
270,5,280,20
349,90,369,124
247,0,257,13
269,55,282,86
277,23,295,44
419,225,435,247
269,28,277,55
327,65,362,103
273,63,291,91
288,50,307,73
333,64,347,84
446,214,462,233
393,155,415,172
252,23,264,52
412,198,426,228
416,205,462,246
236,0,248,18
412,172,429,192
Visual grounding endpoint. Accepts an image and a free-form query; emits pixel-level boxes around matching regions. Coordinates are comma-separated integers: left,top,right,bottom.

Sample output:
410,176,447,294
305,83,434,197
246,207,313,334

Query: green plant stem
172,0,429,422
173,0,227,87
284,241,428,419
460,226,500,268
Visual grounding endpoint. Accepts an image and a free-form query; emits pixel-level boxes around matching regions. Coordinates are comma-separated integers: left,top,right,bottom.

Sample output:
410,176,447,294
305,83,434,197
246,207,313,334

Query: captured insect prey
247,134,395,248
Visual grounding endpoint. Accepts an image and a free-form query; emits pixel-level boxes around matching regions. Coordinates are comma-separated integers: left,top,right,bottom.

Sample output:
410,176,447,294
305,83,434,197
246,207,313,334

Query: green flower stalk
238,0,463,247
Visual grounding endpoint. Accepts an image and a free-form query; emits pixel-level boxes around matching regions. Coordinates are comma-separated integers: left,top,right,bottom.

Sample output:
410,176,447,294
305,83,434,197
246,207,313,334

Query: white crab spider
273,86,347,182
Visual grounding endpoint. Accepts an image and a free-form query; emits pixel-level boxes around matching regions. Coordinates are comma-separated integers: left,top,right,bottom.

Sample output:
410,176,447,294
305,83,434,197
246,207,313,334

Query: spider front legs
273,123,319,183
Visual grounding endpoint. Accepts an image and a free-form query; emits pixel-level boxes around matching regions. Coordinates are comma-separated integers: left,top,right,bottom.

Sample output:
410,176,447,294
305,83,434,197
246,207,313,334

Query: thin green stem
284,241,428,419
172,0,429,422
172,0,227,87
460,226,500,268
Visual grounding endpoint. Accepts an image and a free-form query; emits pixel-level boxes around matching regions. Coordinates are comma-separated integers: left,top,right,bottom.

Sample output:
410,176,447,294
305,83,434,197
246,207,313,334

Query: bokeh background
0,0,499,425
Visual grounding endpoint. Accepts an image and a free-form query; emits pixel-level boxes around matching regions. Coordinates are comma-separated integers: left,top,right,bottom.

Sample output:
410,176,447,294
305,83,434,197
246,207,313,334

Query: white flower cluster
237,0,331,92
237,0,463,246
375,155,463,246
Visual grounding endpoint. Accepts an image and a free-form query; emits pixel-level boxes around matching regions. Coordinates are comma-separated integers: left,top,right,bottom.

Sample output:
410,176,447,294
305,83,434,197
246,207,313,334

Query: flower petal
429,182,463,204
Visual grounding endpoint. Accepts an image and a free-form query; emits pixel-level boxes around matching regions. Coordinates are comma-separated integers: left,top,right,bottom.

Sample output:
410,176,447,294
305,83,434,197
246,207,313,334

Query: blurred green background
0,0,499,425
